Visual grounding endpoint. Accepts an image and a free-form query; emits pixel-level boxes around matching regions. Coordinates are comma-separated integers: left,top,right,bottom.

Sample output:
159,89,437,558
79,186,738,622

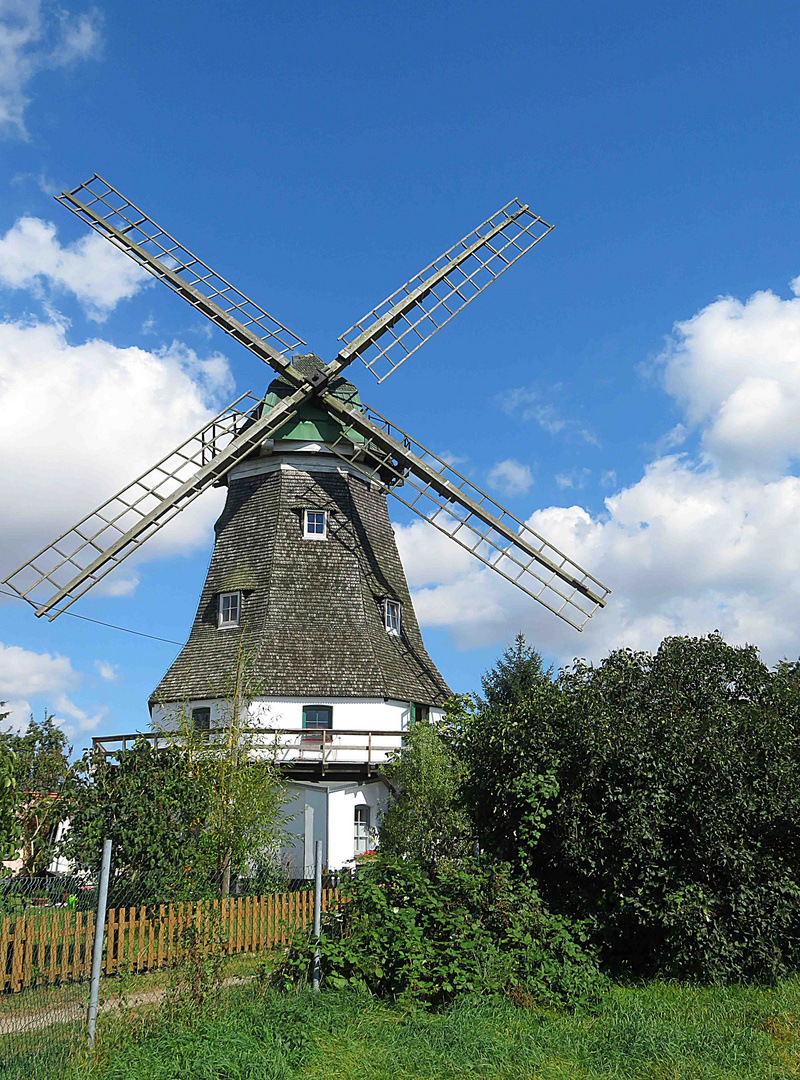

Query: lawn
6,978,800,1080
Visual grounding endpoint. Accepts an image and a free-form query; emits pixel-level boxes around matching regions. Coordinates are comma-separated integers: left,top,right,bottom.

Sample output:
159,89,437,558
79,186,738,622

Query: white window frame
354,805,371,857
218,590,241,629
383,599,401,637
304,509,328,540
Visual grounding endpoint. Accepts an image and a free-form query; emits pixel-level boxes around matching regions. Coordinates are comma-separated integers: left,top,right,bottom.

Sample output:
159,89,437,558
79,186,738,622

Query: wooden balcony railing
91,728,406,774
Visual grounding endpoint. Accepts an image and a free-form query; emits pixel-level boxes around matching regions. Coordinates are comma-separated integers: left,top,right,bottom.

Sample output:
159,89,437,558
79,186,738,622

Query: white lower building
141,696,444,874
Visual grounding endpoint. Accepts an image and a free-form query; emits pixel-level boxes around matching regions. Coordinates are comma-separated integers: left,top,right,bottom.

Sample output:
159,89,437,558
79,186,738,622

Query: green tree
0,744,19,869
167,637,288,894
458,631,800,981
452,636,562,870
480,633,552,709
0,714,72,875
379,719,472,866
62,739,209,899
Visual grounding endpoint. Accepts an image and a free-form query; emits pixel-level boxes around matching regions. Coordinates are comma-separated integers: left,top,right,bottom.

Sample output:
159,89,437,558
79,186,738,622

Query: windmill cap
261,354,366,443
267,354,361,407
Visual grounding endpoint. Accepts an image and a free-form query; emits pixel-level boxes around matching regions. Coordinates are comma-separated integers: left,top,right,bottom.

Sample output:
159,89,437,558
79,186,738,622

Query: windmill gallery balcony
91,727,407,779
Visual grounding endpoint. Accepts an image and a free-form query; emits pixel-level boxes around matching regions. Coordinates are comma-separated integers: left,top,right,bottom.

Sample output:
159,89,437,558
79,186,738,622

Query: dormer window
304,509,327,540
384,599,401,636
218,591,240,628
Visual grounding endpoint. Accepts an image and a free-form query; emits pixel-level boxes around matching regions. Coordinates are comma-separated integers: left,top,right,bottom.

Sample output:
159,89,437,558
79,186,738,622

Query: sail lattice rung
337,199,553,383
56,175,306,358
2,392,265,615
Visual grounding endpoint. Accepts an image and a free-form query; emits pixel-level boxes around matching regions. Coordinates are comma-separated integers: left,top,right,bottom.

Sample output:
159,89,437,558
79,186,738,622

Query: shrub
456,632,800,981
278,854,603,1010
379,719,473,866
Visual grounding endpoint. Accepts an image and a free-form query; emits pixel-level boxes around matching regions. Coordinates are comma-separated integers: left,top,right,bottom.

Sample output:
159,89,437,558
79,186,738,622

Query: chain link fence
1,856,335,1076
0,872,99,1075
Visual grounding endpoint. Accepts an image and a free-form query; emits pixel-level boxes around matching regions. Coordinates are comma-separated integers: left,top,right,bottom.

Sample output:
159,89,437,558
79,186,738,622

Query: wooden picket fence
1,889,338,994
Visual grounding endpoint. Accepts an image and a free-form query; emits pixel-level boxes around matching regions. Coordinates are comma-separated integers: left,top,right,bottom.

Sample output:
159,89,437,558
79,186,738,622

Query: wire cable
0,587,184,646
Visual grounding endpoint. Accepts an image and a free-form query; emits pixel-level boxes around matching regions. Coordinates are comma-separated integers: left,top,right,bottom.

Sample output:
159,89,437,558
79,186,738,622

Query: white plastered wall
149,699,443,875
281,779,392,875
151,696,444,734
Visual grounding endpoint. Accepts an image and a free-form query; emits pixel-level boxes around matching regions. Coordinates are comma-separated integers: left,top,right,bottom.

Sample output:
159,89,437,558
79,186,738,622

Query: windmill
3,176,610,874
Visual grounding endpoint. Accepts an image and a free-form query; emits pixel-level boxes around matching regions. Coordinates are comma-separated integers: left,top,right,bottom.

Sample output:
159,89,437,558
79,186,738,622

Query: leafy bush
379,719,473,866
62,735,286,901
62,739,210,900
455,632,800,982
278,854,603,1009
0,744,18,869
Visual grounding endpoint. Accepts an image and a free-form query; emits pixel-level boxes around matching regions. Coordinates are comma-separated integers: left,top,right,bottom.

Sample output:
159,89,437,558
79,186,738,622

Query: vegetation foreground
6,979,800,1080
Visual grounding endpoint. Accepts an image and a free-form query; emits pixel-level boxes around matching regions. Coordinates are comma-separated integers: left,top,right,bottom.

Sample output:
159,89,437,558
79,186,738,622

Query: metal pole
312,839,322,991
87,838,112,1049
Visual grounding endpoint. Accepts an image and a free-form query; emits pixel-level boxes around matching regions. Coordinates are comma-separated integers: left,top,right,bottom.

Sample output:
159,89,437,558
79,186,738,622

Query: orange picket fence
1,889,338,993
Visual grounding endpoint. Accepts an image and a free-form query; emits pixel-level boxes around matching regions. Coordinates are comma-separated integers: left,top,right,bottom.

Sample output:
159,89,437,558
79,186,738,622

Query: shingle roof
150,456,450,707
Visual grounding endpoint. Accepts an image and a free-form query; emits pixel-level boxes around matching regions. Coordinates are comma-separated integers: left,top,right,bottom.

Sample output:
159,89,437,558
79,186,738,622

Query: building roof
150,455,450,708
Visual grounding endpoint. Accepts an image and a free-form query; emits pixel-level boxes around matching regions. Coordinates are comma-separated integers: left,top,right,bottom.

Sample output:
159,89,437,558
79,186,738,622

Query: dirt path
1,976,251,1035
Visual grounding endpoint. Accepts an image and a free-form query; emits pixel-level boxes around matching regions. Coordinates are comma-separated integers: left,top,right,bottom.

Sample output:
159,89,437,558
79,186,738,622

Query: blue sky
1,0,800,750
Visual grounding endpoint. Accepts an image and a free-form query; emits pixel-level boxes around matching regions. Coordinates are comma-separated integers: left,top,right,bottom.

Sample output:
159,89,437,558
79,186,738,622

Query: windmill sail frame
3,174,611,631
3,391,306,619
336,199,553,383
321,400,608,630
56,175,307,373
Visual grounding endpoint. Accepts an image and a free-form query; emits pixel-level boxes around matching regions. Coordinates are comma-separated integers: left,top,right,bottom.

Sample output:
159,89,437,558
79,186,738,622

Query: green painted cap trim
262,354,366,444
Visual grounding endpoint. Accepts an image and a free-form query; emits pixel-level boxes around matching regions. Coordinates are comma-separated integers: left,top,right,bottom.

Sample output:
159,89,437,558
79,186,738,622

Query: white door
302,785,327,878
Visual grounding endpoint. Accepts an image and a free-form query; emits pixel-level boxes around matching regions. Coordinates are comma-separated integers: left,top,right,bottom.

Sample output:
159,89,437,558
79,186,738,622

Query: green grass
6,979,800,1080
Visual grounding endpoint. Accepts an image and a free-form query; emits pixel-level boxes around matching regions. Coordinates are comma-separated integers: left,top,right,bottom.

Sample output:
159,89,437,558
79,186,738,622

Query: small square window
218,591,240,628
304,509,327,540
354,805,371,857
384,599,401,637
302,704,332,742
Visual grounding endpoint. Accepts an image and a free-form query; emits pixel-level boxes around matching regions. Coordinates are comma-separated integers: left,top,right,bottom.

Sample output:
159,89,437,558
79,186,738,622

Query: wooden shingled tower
4,176,612,874
152,355,449,709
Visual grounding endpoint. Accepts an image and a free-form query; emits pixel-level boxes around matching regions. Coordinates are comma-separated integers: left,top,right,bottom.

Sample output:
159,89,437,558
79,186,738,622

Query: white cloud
653,423,687,455
496,386,566,434
0,217,149,319
52,692,104,733
94,660,117,682
0,640,77,696
555,468,591,490
487,458,533,496
661,284,800,477
0,315,232,589
401,276,800,667
11,170,59,195
394,520,477,588
0,642,107,735
0,1,102,138
0,699,31,731
496,384,598,444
